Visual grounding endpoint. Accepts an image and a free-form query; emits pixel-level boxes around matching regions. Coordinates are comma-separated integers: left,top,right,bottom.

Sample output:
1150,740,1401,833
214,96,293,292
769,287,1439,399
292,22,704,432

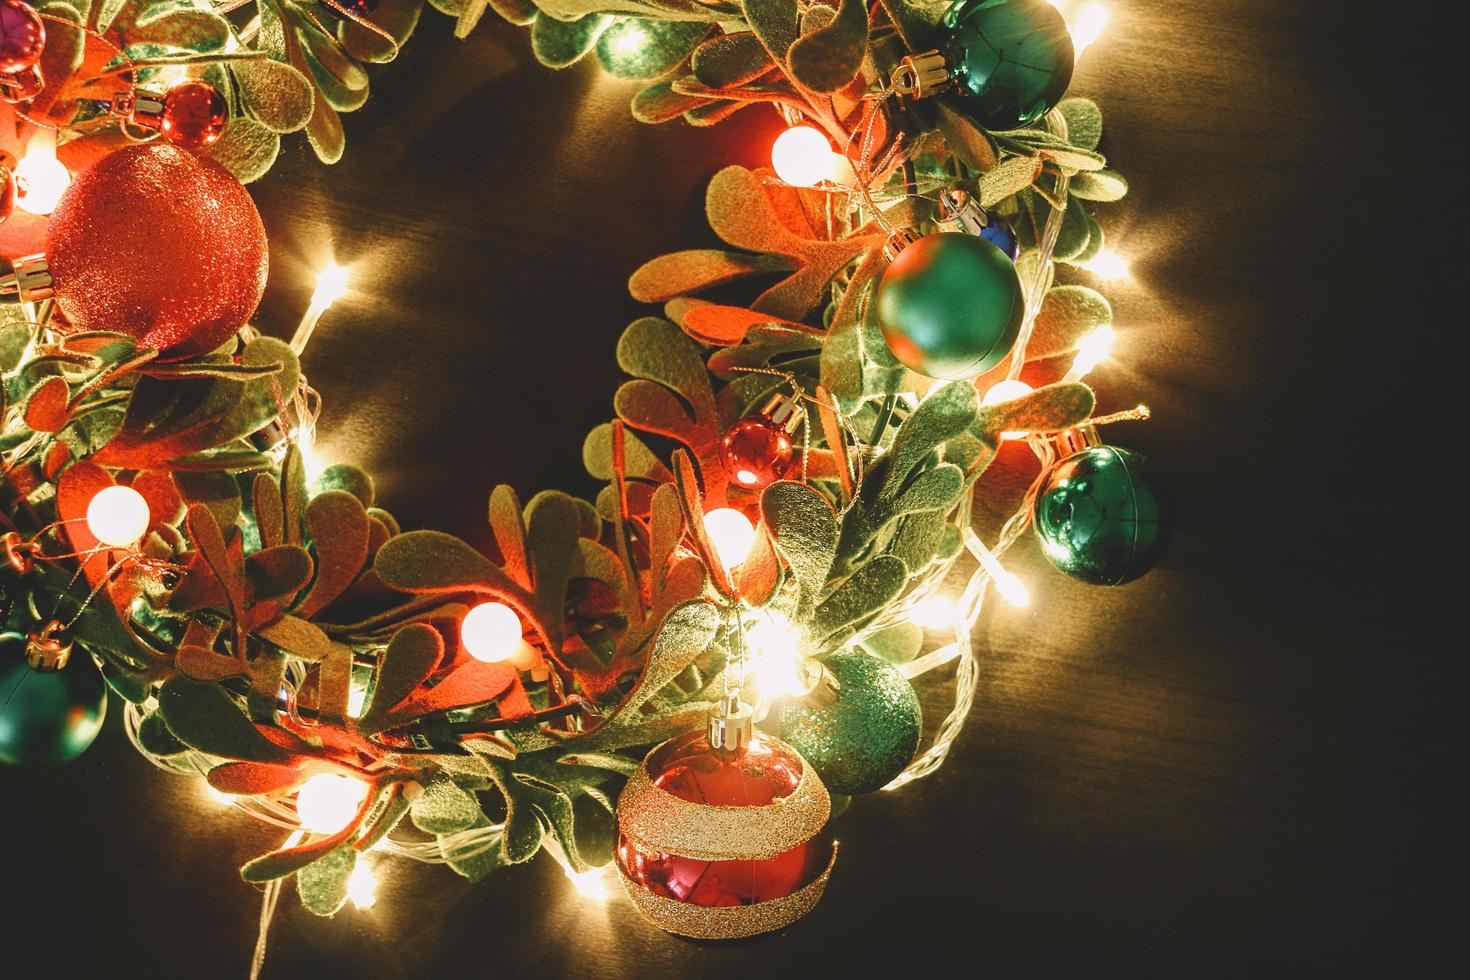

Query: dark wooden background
2,2,1427,975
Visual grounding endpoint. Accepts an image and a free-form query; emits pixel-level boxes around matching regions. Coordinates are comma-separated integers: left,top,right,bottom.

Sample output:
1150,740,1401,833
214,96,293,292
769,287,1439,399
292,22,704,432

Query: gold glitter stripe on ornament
616,842,838,939
616,749,831,861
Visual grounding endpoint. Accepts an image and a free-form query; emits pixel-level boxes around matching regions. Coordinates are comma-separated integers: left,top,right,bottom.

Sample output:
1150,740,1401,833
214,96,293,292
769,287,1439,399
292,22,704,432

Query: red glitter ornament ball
721,415,795,490
0,0,44,75
159,81,228,150
616,729,834,928
45,143,268,358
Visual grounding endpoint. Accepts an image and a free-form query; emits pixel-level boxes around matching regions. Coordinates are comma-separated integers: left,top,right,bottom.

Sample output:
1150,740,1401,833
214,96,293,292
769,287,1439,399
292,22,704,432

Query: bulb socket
0,254,54,303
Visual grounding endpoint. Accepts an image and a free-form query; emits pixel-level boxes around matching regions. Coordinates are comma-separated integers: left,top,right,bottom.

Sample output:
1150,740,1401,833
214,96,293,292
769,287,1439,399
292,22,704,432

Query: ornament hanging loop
2,531,38,575
25,619,72,670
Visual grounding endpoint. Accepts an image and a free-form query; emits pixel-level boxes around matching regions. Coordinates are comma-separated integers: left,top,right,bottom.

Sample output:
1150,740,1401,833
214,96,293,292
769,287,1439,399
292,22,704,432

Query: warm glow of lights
1079,248,1130,281
565,864,611,902
966,531,1030,609
771,125,835,188
1070,327,1116,378
982,379,1035,440
702,508,757,572
347,676,369,718
347,860,379,910
295,774,368,835
461,601,524,662
15,149,72,216
205,784,235,806
745,609,809,699
610,25,648,56
1068,2,1110,55
311,263,351,309
86,485,151,547
908,592,959,630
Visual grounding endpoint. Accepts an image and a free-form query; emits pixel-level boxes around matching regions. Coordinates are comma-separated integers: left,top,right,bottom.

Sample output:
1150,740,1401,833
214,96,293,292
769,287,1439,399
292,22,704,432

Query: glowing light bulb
295,774,368,835
746,609,809,699
461,601,524,662
1067,2,1110,55
565,865,611,902
1068,327,1116,379
14,150,71,216
1079,248,1130,281
205,784,236,806
610,24,648,56
311,263,350,309
964,529,1030,609
702,508,757,572
908,592,959,630
86,485,151,547
347,861,378,910
771,125,835,187
981,380,1034,406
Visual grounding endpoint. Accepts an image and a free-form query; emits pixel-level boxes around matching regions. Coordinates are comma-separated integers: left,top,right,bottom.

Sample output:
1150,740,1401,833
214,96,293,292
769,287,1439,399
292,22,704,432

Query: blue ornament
978,212,1019,260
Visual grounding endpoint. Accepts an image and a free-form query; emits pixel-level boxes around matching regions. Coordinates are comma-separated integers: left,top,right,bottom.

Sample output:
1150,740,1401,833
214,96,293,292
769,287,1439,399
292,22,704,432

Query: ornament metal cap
0,65,43,104
112,89,167,126
0,253,55,303
793,659,842,708
706,694,754,756
881,228,919,262
891,50,950,100
25,620,72,671
758,392,805,434
938,188,989,236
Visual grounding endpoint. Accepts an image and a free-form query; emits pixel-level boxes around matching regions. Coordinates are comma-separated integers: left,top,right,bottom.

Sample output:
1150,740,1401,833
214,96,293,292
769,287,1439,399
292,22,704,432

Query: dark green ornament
875,232,1024,380
772,653,921,795
0,647,108,767
1033,445,1168,585
939,0,1075,131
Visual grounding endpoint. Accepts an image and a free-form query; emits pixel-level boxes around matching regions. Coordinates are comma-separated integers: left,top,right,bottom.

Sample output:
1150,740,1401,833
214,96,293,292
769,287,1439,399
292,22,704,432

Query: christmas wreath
0,0,1166,953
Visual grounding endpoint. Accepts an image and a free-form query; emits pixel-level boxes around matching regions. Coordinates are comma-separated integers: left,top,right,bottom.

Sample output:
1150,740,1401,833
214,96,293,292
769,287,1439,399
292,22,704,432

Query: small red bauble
0,150,16,224
45,143,268,358
0,0,44,75
158,81,229,150
615,723,835,938
719,394,803,490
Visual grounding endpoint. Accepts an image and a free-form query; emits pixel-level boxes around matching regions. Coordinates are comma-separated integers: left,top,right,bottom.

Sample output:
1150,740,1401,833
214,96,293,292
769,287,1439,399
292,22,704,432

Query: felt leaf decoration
410,774,484,833
298,847,356,916
484,0,536,25
245,544,314,603
858,620,924,663
583,422,669,483
680,305,820,346
305,84,346,163
488,484,532,588
385,659,517,724
1058,96,1103,151
1069,169,1128,202
241,784,376,881
812,554,907,645
618,599,722,715
137,710,189,756
631,78,716,123
532,12,606,67
375,529,523,596
441,816,508,882
973,382,1095,443
232,57,315,133
614,318,723,498
22,376,69,432
596,19,709,80
884,381,979,496
202,114,281,183
691,30,772,87
312,463,375,509
934,101,999,172
761,480,838,619
256,616,335,662
787,0,866,92
978,154,1043,206
207,760,313,796
975,286,1112,388
628,248,794,300
157,676,293,763
174,469,241,531
742,0,799,57
338,0,423,63
297,490,371,617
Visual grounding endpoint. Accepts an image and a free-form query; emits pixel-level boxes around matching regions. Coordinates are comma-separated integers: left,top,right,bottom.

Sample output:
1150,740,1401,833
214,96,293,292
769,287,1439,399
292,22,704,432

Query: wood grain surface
1,3,1422,975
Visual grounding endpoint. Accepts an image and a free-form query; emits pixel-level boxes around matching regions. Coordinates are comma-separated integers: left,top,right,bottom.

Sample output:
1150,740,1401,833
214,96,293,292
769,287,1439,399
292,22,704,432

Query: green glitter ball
772,653,921,795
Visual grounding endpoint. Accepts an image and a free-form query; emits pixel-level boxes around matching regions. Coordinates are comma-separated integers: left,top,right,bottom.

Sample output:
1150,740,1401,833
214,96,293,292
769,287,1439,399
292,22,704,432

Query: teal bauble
940,0,1075,130
875,232,1024,379
1033,445,1168,585
0,649,108,767
772,653,921,795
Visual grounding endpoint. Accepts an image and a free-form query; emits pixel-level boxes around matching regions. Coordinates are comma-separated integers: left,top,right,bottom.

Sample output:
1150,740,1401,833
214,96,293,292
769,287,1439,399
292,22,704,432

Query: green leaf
978,154,1042,206
532,12,607,68
787,0,866,92
1069,169,1128,202
973,382,1094,442
411,774,484,834
361,623,443,730
204,116,281,183
629,249,793,302
233,57,314,133
597,19,709,80
1058,97,1103,151
298,847,356,916
245,544,313,602
813,555,907,644
137,710,189,756
935,102,999,172
622,599,723,714
297,489,370,617
174,470,241,531
158,676,292,763
859,620,923,663
885,381,978,495
691,30,772,87
760,480,837,619
375,530,521,596
441,816,508,881
631,78,715,123
742,0,799,58
311,463,375,508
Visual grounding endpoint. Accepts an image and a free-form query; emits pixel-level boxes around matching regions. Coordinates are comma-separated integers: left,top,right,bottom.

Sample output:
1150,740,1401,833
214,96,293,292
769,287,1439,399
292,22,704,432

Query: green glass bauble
875,232,1024,380
1033,445,1168,585
0,650,108,767
772,653,921,795
940,0,1075,131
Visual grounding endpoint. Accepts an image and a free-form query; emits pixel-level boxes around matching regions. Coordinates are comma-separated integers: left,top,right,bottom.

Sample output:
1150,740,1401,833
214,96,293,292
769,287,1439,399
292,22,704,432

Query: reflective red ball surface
721,415,795,489
160,81,228,150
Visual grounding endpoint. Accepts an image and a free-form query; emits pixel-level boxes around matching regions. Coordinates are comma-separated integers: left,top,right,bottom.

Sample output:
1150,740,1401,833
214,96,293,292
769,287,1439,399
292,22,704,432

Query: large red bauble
45,143,268,358
616,732,833,906
0,0,44,75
